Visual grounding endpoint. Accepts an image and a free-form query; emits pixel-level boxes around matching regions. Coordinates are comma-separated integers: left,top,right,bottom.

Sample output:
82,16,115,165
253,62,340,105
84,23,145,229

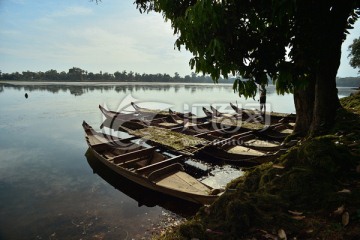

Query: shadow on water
84,149,201,218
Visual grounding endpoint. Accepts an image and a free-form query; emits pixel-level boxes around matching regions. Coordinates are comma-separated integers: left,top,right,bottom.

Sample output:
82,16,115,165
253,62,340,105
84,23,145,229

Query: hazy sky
0,0,359,77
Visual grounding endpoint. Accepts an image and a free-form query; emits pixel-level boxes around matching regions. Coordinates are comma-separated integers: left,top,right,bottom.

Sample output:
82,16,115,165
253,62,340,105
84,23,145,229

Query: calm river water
0,82,355,239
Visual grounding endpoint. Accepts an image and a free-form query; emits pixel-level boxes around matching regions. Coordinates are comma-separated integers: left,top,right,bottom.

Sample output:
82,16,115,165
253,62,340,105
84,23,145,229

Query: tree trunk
309,3,350,135
294,1,352,136
310,53,341,135
293,80,315,136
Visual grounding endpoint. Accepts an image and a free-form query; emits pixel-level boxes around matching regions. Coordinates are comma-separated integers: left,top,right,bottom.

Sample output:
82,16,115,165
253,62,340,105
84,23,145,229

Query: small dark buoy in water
25,93,28,98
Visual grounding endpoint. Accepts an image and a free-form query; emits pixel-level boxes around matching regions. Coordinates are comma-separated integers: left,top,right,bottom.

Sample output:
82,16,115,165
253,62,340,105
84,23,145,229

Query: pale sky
0,0,359,77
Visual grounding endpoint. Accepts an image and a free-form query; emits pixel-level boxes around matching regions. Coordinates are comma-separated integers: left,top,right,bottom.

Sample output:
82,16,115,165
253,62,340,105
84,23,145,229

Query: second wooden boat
100,105,184,130
229,102,296,124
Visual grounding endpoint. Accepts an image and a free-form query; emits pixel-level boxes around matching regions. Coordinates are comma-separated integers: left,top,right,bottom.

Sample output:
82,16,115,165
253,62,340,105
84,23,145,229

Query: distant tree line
336,77,360,87
0,67,232,83
1,82,229,96
1,67,357,87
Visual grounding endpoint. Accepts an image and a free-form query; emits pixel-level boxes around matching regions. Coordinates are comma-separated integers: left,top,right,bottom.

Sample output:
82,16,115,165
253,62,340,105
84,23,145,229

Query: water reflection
0,82,236,97
1,82,355,100
85,149,200,217
0,82,356,239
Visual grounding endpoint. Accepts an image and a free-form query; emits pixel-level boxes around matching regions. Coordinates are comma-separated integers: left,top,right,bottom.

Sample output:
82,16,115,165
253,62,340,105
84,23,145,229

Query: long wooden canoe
194,131,287,167
229,102,296,123
196,145,285,167
131,102,195,119
207,105,266,124
202,107,294,140
169,109,209,124
211,131,286,152
82,121,221,205
100,105,184,130
210,105,241,119
203,107,269,129
168,108,195,118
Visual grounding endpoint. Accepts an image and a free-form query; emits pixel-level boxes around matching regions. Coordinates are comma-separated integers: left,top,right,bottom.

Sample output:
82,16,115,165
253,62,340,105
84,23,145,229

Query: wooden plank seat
135,156,184,176
102,145,143,159
91,137,137,151
212,131,253,146
147,163,185,182
193,128,227,137
111,147,157,165
91,142,113,152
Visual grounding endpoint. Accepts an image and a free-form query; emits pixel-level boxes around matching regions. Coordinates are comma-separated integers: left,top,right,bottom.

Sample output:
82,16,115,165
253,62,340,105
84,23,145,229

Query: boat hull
87,147,218,205
83,121,219,205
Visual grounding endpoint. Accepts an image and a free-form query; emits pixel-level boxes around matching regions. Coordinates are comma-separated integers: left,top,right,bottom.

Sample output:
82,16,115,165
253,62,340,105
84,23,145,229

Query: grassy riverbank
156,91,360,240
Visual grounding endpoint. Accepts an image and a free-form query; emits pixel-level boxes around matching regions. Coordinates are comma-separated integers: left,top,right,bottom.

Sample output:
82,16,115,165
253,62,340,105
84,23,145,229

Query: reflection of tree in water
174,85,180,93
114,84,187,94
0,83,210,96
0,83,118,96
69,87,85,96
114,86,127,93
184,85,198,93
23,85,62,94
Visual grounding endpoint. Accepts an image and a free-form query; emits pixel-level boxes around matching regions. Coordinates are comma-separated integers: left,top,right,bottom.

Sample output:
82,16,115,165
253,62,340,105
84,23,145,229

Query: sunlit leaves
348,37,360,72
233,78,257,99
275,71,293,95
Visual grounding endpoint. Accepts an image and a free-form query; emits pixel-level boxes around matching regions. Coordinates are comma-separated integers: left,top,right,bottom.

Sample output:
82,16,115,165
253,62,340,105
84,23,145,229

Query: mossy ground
155,91,360,240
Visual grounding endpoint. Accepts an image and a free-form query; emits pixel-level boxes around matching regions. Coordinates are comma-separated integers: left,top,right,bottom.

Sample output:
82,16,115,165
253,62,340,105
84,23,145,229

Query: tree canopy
135,0,360,135
349,37,360,73
135,1,358,97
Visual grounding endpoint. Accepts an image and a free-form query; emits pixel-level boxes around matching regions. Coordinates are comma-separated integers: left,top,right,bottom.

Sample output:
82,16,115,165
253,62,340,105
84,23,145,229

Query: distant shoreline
1,80,358,88
0,81,234,87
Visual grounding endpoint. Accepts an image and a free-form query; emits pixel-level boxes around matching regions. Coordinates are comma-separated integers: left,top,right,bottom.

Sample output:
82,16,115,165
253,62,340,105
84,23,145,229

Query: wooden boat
131,102,195,119
130,102,173,119
82,121,222,205
113,113,243,143
101,103,293,143
100,105,184,130
99,105,149,130
99,104,167,121
85,149,201,215
229,102,296,123
190,124,296,152
100,105,230,142
171,122,240,141
105,104,293,143
209,105,266,124
192,130,289,167
255,123,294,141
196,144,285,167
169,109,209,124
210,105,240,118
203,107,267,130
202,107,294,140
202,106,215,118
117,122,290,167
168,108,195,118
211,131,285,152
